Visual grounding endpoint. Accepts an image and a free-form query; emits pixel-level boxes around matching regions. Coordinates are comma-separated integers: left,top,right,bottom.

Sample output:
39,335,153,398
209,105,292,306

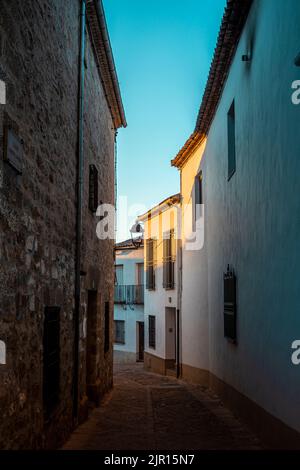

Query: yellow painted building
138,194,181,376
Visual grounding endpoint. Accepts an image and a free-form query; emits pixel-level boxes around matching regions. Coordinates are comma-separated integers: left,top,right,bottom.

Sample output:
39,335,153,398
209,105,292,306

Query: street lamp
130,220,144,248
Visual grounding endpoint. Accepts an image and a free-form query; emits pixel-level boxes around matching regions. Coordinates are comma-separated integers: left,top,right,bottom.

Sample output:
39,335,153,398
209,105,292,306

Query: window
136,263,144,304
148,315,156,349
115,265,124,285
89,164,98,212
114,320,125,344
136,263,144,286
104,301,110,353
163,230,175,289
224,267,237,341
193,171,203,227
227,100,236,180
146,239,156,290
114,265,125,303
43,307,60,417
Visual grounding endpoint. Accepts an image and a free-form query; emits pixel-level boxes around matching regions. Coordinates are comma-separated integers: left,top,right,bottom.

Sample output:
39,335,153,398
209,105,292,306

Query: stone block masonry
0,0,122,449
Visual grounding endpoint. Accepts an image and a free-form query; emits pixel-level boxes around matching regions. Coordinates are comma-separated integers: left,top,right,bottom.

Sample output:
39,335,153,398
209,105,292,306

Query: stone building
0,0,126,449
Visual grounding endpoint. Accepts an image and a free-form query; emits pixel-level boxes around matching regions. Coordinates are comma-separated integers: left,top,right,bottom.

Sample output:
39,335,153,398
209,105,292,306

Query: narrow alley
63,364,261,451
1,0,300,457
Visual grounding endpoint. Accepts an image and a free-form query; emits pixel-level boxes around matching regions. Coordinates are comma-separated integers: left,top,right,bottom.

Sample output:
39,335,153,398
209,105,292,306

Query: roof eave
171,0,253,170
138,193,181,222
115,244,144,251
194,0,253,136
87,0,127,129
171,132,205,169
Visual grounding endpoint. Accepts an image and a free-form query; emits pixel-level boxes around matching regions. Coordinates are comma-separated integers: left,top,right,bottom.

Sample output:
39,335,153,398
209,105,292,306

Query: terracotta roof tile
172,0,253,169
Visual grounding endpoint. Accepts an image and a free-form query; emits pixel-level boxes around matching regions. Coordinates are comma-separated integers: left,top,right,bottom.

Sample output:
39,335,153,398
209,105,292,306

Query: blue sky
103,0,226,240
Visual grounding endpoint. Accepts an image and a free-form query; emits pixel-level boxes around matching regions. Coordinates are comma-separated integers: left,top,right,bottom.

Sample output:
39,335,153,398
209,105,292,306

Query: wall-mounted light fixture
294,52,300,66
242,54,251,62
130,220,144,248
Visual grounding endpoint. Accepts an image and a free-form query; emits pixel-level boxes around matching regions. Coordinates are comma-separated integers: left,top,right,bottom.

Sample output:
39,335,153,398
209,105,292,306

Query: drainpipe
176,243,182,379
73,0,86,420
176,175,183,379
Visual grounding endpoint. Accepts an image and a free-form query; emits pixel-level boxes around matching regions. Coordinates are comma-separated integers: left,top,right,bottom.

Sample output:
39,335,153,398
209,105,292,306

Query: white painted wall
180,0,300,433
114,246,144,360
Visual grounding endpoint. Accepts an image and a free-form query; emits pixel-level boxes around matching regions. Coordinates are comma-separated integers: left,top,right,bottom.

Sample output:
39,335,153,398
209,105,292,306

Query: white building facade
171,0,300,448
114,240,145,364
139,194,181,376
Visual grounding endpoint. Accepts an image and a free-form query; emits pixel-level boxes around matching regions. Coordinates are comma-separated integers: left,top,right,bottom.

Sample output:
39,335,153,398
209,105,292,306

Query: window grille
163,230,175,289
148,315,156,349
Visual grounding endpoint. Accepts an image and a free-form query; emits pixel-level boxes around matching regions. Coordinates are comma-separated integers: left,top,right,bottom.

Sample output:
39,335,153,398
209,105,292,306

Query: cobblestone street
63,364,261,450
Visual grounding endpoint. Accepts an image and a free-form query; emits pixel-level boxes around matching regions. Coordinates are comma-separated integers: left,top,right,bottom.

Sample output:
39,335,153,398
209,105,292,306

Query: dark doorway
86,290,97,399
137,321,144,361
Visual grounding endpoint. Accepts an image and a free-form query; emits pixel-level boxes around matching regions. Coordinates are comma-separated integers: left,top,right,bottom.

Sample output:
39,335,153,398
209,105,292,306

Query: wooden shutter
148,315,156,349
224,267,237,341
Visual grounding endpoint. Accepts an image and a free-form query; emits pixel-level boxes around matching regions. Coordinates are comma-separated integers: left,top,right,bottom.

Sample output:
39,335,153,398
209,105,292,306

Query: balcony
114,285,144,305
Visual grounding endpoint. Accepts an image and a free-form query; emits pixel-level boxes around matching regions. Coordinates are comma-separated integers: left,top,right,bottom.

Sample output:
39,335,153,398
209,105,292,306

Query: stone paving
63,363,261,450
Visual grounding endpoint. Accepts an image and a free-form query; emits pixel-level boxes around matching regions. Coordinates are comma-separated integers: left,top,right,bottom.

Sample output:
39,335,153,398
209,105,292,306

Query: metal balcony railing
114,285,144,305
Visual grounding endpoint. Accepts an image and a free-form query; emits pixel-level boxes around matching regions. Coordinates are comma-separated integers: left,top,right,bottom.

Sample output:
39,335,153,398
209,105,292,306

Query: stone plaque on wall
0,340,6,365
4,127,23,174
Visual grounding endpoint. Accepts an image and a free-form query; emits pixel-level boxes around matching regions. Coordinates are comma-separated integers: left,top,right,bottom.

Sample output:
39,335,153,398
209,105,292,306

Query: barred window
163,229,175,289
148,315,156,349
146,239,156,290
115,265,124,285
114,320,125,344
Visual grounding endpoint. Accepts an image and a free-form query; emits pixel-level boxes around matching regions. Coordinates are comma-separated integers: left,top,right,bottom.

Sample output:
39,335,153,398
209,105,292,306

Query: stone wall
0,0,115,449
